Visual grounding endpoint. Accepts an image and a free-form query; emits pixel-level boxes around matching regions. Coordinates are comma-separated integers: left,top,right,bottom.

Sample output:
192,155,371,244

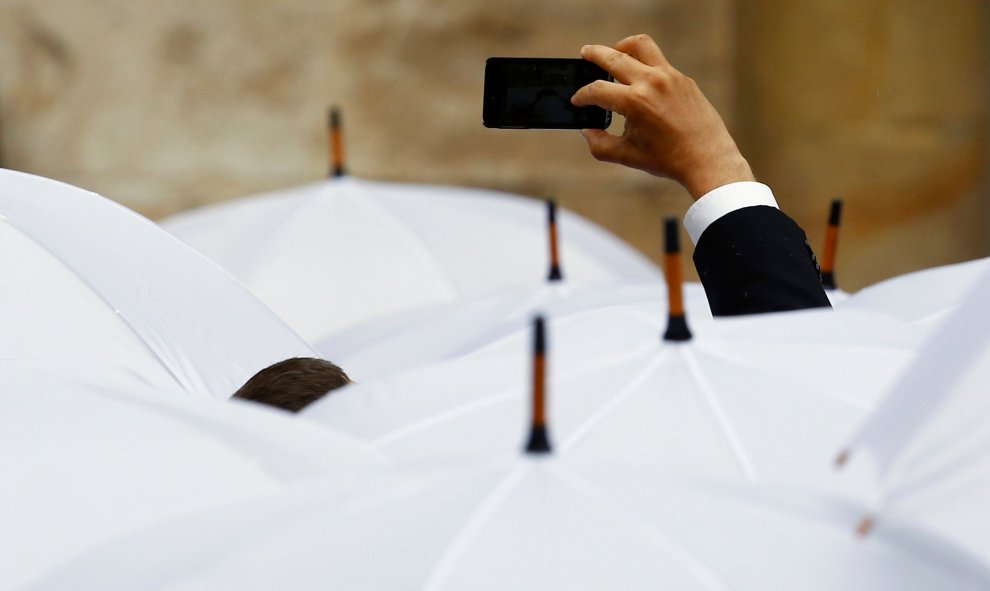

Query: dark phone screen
484,58,611,129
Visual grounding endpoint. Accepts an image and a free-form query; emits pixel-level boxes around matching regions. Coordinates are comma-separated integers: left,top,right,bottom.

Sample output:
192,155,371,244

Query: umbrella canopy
0,168,317,399
0,365,385,590
304,305,920,496
159,177,661,341
837,257,988,329
825,288,851,306
26,453,990,590
317,281,712,382
837,265,990,563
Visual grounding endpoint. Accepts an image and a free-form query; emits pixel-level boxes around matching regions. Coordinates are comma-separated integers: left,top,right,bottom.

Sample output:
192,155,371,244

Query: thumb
581,129,626,164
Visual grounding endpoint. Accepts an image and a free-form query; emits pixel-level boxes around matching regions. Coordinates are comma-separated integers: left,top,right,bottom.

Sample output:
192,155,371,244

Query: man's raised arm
573,34,831,316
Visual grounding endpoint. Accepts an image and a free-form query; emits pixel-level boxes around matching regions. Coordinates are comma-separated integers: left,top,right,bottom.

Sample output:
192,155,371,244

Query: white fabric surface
0,168,317,399
28,462,990,591
160,177,661,341
841,265,990,563
306,305,919,497
317,281,712,382
838,257,989,329
0,367,384,590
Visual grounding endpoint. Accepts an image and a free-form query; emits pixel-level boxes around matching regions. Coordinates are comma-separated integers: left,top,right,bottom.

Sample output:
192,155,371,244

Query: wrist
682,153,755,201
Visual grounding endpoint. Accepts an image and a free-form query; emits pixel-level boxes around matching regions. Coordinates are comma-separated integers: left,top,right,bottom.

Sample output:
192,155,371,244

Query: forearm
692,203,831,316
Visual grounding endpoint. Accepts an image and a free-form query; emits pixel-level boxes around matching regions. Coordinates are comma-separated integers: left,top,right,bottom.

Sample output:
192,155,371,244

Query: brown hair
232,357,352,412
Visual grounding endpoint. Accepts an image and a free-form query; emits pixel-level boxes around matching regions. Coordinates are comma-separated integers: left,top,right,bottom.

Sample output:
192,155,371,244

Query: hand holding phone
571,35,754,199
483,58,612,130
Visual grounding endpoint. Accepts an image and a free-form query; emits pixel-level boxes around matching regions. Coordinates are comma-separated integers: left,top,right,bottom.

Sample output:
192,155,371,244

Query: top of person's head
232,357,352,412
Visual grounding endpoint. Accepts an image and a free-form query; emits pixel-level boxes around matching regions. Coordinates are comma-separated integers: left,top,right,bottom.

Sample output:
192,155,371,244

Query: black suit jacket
693,205,831,316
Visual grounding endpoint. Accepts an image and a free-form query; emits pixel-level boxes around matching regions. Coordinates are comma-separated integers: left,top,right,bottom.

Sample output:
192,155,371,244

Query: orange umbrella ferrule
834,448,851,468
665,252,685,317
547,200,563,282
856,515,876,537
663,217,691,342
525,316,552,454
821,199,842,290
328,107,346,178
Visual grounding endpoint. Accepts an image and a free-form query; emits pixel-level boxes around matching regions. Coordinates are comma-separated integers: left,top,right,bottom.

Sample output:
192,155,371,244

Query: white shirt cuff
683,181,779,245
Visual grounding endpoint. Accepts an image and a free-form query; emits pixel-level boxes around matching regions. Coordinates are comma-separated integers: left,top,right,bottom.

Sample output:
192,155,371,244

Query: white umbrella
0,365,385,590
836,265,990,562
25,443,990,590
159,177,661,341
304,303,920,497
317,281,712,382
22,309,973,590
838,257,988,329
316,218,707,383
0,168,317,399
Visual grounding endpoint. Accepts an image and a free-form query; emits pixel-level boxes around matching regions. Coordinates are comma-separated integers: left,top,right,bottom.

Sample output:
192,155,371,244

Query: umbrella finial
834,448,851,468
821,198,843,290
328,106,346,178
546,199,564,282
525,316,552,454
663,217,692,342
855,514,876,537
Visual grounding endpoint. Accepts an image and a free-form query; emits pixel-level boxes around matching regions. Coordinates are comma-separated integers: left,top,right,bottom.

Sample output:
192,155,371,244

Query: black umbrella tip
829,199,843,226
822,271,837,291
546,199,558,222
663,314,692,342
664,217,680,254
525,425,552,454
532,315,546,353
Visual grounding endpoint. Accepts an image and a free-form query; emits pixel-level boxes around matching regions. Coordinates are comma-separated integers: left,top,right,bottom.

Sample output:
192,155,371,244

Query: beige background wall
1,0,987,289
737,0,990,289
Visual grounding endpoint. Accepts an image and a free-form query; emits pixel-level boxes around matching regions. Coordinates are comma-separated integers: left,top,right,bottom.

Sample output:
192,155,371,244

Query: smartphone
483,58,612,130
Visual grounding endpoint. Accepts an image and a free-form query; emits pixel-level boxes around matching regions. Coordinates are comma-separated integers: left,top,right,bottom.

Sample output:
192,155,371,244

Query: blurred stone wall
737,1,990,289
0,0,987,289
0,0,731,272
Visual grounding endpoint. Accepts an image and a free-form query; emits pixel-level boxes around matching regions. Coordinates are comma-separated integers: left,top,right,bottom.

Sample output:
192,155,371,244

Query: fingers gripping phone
483,58,612,130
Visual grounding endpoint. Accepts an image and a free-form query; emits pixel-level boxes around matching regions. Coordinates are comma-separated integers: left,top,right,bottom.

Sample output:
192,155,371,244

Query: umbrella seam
234,183,327,287
548,463,733,591
559,349,671,454
681,347,759,483
0,218,192,393
695,344,880,411
421,464,531,591
367,345,658,449
344,182,460,301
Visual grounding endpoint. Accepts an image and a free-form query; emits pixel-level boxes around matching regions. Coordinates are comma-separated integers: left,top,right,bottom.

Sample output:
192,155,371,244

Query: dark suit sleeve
692,205,831,316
